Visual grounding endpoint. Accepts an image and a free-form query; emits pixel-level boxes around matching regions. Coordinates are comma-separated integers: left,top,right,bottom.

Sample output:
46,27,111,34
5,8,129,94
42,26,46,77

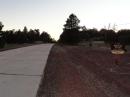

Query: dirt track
37,45,130,97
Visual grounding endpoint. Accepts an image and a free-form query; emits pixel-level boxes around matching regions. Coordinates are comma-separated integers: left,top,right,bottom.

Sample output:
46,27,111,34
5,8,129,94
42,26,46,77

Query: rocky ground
37,45,130,97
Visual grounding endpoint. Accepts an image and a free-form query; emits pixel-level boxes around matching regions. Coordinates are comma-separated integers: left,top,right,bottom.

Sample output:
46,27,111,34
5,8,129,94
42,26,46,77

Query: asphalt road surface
0,44,53,97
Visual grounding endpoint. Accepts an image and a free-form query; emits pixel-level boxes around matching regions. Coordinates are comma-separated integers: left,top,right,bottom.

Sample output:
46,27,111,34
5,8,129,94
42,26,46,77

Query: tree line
59,14,130,45
1,14,130,48
0,22,55,48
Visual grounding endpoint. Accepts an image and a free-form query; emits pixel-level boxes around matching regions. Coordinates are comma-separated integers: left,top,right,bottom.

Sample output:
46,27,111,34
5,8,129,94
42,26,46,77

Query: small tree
0,22,5,48
22,26,28,43
27,29,36,43
0,22,4,31
59,13,80,44
34,29,40,41
40,31,52,43
117,30,130,45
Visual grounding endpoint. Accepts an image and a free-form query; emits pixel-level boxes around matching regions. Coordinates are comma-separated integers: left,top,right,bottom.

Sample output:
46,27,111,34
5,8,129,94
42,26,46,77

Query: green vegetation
1,13,130,48
0,22,5,48
59,14,80,44
0,23,56,49
58,13,130,46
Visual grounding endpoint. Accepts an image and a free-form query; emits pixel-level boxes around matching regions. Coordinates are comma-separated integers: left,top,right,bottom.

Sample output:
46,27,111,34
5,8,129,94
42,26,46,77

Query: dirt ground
36,44,130,97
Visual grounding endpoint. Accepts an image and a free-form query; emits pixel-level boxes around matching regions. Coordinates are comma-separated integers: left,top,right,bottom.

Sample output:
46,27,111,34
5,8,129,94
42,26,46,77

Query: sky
0,0,130,40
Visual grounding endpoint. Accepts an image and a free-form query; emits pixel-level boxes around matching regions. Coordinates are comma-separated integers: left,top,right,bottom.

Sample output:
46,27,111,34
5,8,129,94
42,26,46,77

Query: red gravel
36,45,130,97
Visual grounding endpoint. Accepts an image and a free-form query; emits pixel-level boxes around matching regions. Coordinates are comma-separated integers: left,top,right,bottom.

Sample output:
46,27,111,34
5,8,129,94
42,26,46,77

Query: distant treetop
64,13,80,30
0,22,4,31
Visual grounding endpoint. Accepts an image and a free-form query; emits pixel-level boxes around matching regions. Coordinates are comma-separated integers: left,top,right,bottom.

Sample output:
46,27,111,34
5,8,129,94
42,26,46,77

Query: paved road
0,44,53,97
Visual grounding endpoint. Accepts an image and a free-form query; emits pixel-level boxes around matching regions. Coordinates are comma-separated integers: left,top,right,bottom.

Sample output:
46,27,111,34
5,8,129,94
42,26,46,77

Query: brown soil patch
37,45,130,97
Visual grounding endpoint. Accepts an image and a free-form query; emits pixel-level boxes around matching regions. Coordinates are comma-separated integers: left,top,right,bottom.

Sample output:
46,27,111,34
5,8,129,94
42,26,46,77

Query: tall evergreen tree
64,13,80,30
59,13,80,44
22,26,28,43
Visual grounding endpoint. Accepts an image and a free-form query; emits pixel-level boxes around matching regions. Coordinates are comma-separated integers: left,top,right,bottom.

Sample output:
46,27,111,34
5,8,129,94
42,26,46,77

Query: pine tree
64,13,80,30
59,13,81,44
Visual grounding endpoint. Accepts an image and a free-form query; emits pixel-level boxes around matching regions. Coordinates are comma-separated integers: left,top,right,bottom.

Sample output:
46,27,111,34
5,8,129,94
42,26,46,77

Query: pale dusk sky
0,0,130,40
